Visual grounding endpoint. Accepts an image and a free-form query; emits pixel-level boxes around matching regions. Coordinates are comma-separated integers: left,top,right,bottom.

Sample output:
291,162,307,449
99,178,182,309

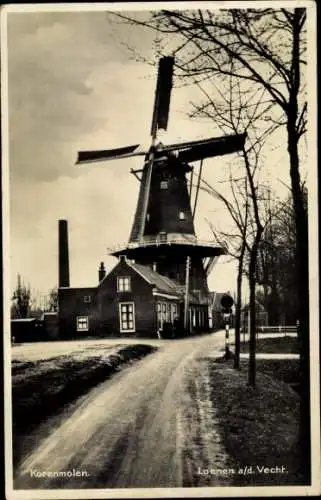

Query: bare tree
114,4,308,365
203,175,249,371
191,57,272,385
114,6,309,478
257,187,307,325
11,274,32,319
46,287,58,312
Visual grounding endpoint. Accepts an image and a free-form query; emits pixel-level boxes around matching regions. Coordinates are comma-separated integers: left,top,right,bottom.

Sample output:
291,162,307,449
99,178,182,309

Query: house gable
97,258,153,295
96,257,156,335
58,286,97,338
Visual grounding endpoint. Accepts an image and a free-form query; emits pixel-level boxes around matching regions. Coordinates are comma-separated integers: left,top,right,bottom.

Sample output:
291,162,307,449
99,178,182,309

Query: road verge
208,357,302,485
12,343,157,465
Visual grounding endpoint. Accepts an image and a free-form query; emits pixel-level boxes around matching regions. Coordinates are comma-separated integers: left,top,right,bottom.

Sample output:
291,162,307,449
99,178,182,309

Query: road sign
220,294,234,313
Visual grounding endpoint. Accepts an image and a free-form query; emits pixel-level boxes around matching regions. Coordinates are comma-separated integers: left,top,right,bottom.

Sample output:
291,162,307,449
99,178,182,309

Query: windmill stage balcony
108,233,228,259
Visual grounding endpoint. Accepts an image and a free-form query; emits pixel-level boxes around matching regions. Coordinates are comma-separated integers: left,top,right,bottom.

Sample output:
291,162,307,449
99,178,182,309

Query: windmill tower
77,57,246,329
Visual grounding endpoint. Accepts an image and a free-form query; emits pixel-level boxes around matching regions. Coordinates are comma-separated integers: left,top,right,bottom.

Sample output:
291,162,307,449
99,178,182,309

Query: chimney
58,219,70,287
98,262,106,282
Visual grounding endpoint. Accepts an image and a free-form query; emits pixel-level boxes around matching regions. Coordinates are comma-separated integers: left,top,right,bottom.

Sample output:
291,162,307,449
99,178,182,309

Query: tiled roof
128,262,181,296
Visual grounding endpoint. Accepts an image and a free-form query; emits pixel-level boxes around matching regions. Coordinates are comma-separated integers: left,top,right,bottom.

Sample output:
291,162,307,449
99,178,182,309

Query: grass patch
208,357,302,485
240,335,299,354
254,358,300,389
12,344,156,462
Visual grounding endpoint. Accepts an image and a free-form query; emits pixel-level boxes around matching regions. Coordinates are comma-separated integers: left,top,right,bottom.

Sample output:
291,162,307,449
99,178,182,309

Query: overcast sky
3,3,311,303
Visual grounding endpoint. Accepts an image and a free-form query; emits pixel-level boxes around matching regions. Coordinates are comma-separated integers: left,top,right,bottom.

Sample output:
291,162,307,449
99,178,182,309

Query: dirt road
14,331,230,489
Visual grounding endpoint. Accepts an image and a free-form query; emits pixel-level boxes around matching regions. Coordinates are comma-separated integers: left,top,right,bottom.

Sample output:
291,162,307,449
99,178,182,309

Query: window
77,316,89,332
117,276,131,292
171,303,178,322
160,180,168,190
192,308,196,327
157,301,177,329
157,302,162,330
162,303,167,322
84,295,91,303
179,211,186,220
159,232,167,243
157,302,167,330
119,302,135,332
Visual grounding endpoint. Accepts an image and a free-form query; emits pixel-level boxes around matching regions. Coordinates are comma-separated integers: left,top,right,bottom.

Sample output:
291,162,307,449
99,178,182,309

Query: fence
240,311,268,332
256,325,298,334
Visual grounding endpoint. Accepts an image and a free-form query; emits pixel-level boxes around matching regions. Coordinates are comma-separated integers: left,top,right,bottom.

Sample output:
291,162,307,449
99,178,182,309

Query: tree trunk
248,225,263,387
248,254,257,387
271,267,279,325
234,248,245,369
287,121,310,483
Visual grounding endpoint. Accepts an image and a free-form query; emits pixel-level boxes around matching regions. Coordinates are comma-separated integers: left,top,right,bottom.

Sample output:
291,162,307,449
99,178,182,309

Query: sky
3,3,312,304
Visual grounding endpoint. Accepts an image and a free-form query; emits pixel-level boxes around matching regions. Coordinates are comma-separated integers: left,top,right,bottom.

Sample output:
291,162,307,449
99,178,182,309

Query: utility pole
220,293,234,360
184,256,191,332
225,315,231,359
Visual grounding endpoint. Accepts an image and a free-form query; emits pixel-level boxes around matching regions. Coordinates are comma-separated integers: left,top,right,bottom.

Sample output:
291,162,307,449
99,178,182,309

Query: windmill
77,56,246,330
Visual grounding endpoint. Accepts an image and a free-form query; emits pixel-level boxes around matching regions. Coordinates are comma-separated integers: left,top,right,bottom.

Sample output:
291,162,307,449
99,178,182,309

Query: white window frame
160,180,168,190
157,302,163,330
171,303,178,322
192,308,196,327
157,301,168,330
159,232,167,243
166,303,172,322
76,316,89,332
162,303,167,324
119,302,135,333
117,276,131,292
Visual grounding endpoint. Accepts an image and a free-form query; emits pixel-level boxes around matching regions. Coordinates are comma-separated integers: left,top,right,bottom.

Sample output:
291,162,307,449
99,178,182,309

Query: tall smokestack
59,219,70,287
98,262,106,282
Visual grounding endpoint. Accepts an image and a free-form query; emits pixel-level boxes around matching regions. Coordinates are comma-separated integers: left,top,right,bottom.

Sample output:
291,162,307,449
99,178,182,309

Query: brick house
58,255,209,339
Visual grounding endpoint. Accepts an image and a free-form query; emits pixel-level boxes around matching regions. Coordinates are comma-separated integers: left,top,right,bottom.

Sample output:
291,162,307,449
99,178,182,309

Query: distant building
11,318,44,343
42,312,59,340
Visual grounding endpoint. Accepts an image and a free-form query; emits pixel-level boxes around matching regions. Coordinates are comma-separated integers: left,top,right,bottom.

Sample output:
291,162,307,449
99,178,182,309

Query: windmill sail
150,56,174,137
177,133,246,163
76,144,146,164
138,57,175,240
76,133,245,166
149,133,246,163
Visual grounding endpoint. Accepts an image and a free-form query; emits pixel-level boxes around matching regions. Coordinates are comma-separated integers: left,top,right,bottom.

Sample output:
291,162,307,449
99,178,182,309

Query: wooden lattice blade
157,133,246,162
177,133,246,163
76,144,147,164
150,56,174,137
